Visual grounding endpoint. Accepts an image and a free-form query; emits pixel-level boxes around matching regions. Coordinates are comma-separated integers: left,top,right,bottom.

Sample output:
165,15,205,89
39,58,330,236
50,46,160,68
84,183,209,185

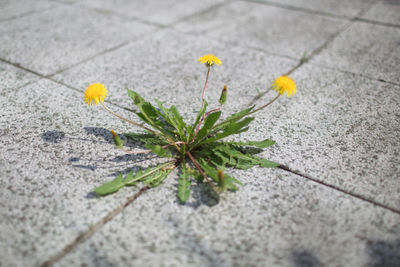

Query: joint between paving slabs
278,165,400,216
248,18,355,106
168,0,233,27
244,0,351,20
40,186,150,267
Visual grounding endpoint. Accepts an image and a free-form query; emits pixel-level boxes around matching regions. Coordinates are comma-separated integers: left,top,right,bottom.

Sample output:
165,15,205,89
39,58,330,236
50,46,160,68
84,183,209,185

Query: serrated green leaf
94,174,125,196
127,90,175,137
197,159,219,183
192,111,221,145
212,105,255,132
197,159,239,191
145,144,174,158
196,142,278,170
226,139,276,148
177,163,191,203
124,132,168,146
155,101,186,138
188,101,208,142
187,167,203,181
199,117,254,145
142,169,171,187
258,158,280,168
94,162,175,196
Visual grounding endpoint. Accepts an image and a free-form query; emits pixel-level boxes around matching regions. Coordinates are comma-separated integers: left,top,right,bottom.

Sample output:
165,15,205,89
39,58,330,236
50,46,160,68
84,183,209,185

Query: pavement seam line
167,0,232,27
248,11,356,105
354,17,400,29
40,186,150,267
244,0,351,20
278,165,400,216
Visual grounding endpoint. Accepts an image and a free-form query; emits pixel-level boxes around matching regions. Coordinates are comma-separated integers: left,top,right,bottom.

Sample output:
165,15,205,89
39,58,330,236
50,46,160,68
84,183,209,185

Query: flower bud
218,85,227,105
111,130,124,148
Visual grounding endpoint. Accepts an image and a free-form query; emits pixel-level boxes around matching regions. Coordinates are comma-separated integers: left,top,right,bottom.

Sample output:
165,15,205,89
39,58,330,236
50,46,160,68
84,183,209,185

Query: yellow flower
84,83,108,105
271,76,296,97
198,54,222,67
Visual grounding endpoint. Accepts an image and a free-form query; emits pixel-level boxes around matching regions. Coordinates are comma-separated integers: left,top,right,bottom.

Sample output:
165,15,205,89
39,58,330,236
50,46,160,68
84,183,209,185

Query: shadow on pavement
366,239,400,267
291,249,321,267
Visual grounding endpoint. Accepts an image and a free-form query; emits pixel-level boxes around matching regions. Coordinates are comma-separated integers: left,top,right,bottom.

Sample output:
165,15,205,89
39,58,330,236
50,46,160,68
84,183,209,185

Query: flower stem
193,67,211,141
192,107,221,141
211,93,280,130
201,67,210,101
246,93,280,116
100,102,157,134
101,102,182,152
186,151,215,188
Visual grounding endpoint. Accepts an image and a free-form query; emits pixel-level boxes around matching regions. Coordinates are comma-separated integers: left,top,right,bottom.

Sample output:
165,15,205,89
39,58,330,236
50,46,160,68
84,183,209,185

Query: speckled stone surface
258,0,377,17
0,61,39,89
174,1,348,59
246,64,400,211
0,79,165,266
73,0,228,26
361,0,400,25
0,0,58,22
1,0,400,266
311,21,400,84
56,168,400,267
52,29,297,117
0,4,156,76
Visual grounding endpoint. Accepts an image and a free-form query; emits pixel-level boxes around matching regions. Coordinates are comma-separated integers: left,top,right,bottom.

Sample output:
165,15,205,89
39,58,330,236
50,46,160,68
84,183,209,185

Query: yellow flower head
198,54,222,67
84,83,108,105
271,76,296,97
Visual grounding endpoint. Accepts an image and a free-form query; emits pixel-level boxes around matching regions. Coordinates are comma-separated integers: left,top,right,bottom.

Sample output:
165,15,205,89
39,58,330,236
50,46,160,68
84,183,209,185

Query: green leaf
226,139,276,148
127,90,174,136
177,163,191,203
195,142,279,170
125,163,173,186
94,162,175,196
145,144,174,158
192,111,221,145
197,159,239,191
188,100,208,142
155,101,187,138
142,169,171,187
212,105,255,132
94,174,125,196
199,117,254,145
124,133,168,146
258,158,280,168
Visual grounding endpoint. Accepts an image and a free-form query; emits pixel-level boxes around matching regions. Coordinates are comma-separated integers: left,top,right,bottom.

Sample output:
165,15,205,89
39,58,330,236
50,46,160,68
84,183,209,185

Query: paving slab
0,0,58,22
0,61,39,89
174,1,348,59
52,27,400,209
0,78,168,266
246,64,400,210
52,29,298,118
72,0,228,26
0,4,156,76
361,0,400,26
256,0,377,17
311,21,400,84
56,166,400,267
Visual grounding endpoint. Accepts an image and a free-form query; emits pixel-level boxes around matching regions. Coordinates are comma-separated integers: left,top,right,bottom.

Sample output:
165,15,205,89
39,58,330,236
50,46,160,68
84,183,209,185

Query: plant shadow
291,249,321,267
366,238,400,267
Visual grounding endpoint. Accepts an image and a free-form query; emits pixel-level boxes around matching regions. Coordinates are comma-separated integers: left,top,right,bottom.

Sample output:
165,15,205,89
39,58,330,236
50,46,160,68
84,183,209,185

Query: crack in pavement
278,165,400,216
40,186,150,267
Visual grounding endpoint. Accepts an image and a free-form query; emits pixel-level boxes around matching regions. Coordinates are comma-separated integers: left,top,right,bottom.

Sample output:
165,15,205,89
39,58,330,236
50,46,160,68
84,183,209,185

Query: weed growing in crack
84,54,296,203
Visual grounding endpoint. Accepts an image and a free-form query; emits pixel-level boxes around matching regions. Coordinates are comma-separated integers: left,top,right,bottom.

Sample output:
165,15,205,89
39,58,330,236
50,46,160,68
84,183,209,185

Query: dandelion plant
84,54,296,203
